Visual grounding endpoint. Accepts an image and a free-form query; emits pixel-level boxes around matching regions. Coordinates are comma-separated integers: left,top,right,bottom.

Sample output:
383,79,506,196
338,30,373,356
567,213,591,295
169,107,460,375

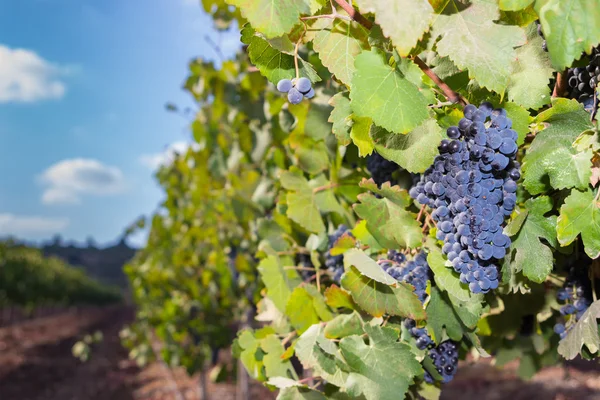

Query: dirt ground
0,307,599,400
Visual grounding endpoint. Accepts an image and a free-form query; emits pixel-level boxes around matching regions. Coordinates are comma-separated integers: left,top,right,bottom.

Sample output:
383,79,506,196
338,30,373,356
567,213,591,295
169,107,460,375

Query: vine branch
552,70,568,98
332,0,466,105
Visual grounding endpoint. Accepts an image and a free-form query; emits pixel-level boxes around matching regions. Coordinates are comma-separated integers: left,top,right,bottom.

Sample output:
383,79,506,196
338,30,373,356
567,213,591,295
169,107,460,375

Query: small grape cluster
325,225,353,284
553,264,593,339
366,152,400,187
566,47,600,112
424,341,459,384
380,251,433,349
410,102,520,294
295,253,315,281
277,77,315,104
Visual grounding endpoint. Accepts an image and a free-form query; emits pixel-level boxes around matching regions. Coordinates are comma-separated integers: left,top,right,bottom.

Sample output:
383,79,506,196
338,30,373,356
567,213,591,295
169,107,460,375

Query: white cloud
139,141,198,169
0,214,69,236
40,158,125,205
0,45,71,103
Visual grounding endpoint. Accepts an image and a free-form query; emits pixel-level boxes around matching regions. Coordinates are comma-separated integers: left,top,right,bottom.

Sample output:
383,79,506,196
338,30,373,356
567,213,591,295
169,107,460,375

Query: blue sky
0,0,240,246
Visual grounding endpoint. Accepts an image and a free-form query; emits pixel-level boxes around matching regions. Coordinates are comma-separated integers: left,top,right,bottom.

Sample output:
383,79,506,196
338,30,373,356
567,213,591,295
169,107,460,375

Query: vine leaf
535,0,600,70
498,0,534,11
350,50,429,134
311,17,370,87
277,386,328,400
556,188,600,259
295,324,349,386
353,180,422,249
506,23,553,110
258,255,303,312
328,92,352,145
426,242,480,303
341,266,426,320
431,0,526,93
241,25,320,85
426,287,466,343
370,119,444,174
558,300,600,360
505,196,557,283
324,312,365,339
343,248,397,285
280,170,326,234
262,334,299,379
351,116,375,157
354,0,433,57
324,285,357,310
522,98,594,195
228,0,309,39
286,286,334,334
338,325,423,400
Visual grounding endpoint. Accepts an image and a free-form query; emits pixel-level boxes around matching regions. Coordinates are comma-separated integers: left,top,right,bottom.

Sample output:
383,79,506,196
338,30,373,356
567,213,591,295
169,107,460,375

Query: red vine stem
552,71,568,98
332,0,466,105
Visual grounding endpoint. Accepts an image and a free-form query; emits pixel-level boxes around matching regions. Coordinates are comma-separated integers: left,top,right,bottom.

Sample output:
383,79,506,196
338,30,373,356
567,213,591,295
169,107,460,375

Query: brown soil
1,307,599,400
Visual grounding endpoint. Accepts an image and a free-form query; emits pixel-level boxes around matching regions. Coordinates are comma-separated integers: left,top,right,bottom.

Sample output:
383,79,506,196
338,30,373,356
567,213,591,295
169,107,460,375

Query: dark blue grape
296,77,312,93
277,78,293,93
288,88,303,104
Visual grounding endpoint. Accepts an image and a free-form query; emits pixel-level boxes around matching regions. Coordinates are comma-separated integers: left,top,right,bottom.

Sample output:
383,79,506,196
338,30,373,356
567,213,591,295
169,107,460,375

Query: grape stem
552,70,568,98
333,0,467,105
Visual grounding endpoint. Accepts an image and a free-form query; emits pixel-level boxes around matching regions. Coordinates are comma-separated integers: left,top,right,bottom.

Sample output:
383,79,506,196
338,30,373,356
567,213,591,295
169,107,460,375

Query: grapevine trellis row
122,0,600,399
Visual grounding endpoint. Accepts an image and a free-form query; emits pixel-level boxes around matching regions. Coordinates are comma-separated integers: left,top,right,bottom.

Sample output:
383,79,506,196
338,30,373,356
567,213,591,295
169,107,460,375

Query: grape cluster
380,251,433,349
295,253,315,281
553,263,593,339
424,341,459,384
366,152,400,187
566,47,600,112
276,77,315,104
325,225,353,284
410,102,520,294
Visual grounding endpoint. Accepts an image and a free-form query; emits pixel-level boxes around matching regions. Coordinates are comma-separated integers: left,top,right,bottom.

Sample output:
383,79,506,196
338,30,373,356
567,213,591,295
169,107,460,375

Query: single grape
296,77,312,94
287,88,303,104
304,88,315,99
277,78,293,93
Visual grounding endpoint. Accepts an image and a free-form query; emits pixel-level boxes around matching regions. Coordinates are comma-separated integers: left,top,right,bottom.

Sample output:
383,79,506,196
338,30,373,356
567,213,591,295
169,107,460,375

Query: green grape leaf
277,386,328,400
324,285,357,310
311,17,370,87
350,50,429,134
558,300,600,360
353,182,422,249
328,92,352,145
426,287,465,343
506,196,557,283
339,325,423,400
237,330,266,381
341,266,426,320
280,171,326,234
229,0,309,38
351,116,375,157
267,377,303,389
370,119,444,174
502,102,531,146
258,255,303,312
295,324,349,386
261,334,298,379
324,312,365,339
286,286,332,334
522,98,593,195
241,25,320,84
354,0,433,57
343,248,397,285
507,23,553,110
431,0,526,93
293,138,330,175
535,0,600,70
556,188,600,259
499,0,534,11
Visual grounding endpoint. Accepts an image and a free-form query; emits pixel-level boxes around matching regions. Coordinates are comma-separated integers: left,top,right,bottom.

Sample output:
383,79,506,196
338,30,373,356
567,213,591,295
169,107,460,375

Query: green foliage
125,1,600,398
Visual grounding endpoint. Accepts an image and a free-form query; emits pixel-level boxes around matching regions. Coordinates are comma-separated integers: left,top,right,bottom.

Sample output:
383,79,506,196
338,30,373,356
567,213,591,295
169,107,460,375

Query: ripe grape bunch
295,253,315,281
325,225,353,284
366,152,400,187
424,341,459,384
277,77,315,104
380,251,433,350
410,102,520,294
566,47,600,112
554,263,593,339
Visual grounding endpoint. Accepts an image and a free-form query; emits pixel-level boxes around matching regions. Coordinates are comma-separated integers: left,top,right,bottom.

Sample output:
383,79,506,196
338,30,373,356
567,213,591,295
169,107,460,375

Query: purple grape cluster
566,47,600,112
410,102,520,294
380,251,433,349
276,77,315,104
295,253,315,281
424,341,459,384
366,152,400,187
554,264,593,339
325,225,353,284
